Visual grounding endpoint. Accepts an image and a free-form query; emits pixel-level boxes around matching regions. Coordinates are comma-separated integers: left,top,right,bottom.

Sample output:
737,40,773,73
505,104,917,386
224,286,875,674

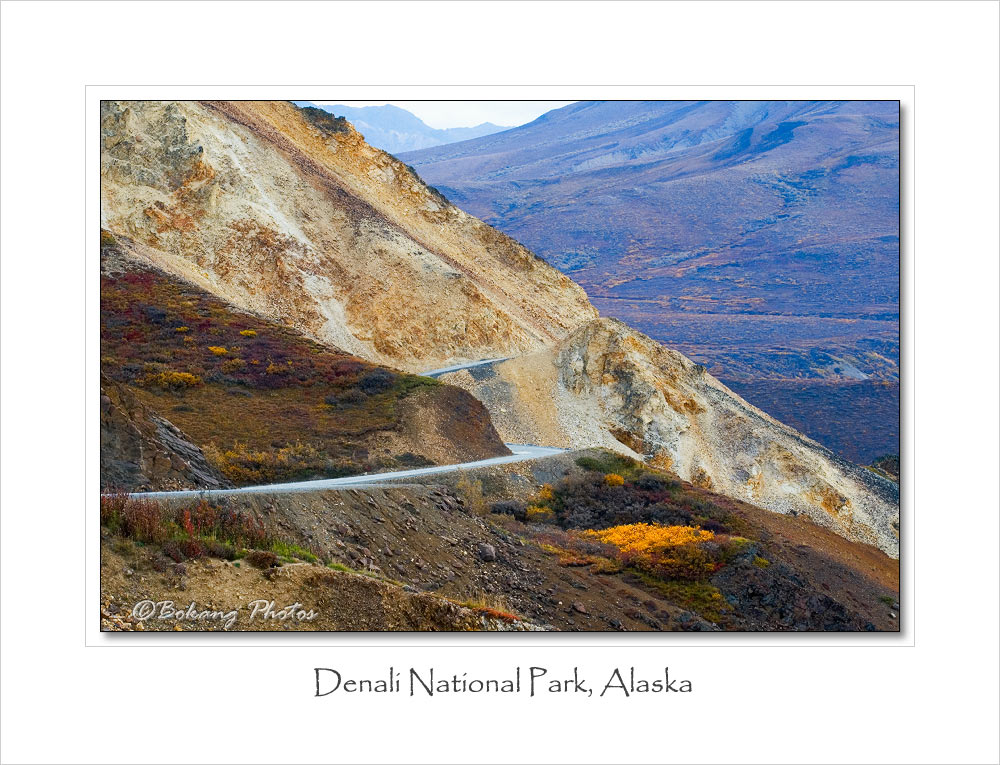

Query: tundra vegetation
100,491,319,565
489,453,789,622
101,255,441,485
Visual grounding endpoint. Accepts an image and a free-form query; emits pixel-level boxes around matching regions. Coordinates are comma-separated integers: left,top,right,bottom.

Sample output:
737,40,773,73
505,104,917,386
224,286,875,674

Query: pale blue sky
313,101,574,129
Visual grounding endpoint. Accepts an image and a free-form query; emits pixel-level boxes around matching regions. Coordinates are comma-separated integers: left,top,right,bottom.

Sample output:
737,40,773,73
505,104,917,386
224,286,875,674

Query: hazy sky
312,101,575,129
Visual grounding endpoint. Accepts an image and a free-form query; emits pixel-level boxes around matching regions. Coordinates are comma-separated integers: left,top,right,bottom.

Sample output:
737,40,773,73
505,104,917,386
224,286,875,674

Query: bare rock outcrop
100,100,596,372
444,318,899,557
100,375,230,491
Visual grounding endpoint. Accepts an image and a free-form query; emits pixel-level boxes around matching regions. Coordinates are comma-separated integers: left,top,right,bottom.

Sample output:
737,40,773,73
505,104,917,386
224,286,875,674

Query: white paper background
1,2,997,763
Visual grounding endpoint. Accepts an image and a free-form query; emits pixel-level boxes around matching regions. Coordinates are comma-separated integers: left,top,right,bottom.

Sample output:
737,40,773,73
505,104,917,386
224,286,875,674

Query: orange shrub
537,483,554,501
589,523,713,552
604,473,625,487
120,498,168,543
587,523,716,580
100,490,130,528
208,346,228,356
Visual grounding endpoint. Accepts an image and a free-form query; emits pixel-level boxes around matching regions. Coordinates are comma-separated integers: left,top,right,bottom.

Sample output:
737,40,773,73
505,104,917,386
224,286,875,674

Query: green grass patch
630,569,731,623
270,540,319,563
575,450,643,478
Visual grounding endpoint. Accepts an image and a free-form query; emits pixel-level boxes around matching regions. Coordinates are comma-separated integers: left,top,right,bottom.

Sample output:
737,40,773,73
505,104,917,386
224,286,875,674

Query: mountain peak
292,101,511,154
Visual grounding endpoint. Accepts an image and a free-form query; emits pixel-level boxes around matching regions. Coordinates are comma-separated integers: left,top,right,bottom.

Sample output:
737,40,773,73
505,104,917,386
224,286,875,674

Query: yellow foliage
526,505,556,523
589,523,713,553
587,522,716,580
203,440,325,484
537,540,595,566
221,358,247,373
137,370,202,389
239,329,257,337
208,346,228,356
604,472,625,487
175,326,190,333
266,361,291,374
537,484,554,501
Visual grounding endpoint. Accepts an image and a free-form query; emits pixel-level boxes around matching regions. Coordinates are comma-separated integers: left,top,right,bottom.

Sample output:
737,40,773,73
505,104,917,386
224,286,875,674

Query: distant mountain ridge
400,100,900,385
292,101,510,154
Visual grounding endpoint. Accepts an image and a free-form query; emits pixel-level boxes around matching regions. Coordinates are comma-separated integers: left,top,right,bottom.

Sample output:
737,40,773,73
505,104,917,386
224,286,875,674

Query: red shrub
100,491,130,527
181,538,206,559
217,507,269,548
121,498,167,543
188,500,218,535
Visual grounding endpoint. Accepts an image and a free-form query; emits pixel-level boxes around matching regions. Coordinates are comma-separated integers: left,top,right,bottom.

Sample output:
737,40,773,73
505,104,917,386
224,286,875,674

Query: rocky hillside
100,100,595,373
101,534,540,632
100,448,898,631
101,374,230,492
402,101,900,464
442,318,899,557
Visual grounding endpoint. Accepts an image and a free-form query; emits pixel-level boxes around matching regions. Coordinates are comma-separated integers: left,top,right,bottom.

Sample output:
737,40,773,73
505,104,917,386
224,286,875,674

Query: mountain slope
100,100,596,373
293,102,510,154
401,100,900,384
100,450,898,631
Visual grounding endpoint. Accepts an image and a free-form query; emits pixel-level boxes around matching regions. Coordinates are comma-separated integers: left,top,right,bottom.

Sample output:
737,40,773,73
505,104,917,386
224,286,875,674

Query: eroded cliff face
100,100,596,372
443,319,899,557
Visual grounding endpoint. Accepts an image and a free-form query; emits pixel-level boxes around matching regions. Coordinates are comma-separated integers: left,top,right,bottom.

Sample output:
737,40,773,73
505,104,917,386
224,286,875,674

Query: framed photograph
97,97,902,634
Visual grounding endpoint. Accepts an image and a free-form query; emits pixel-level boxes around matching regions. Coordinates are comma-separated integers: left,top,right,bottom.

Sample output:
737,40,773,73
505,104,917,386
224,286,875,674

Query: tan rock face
444,318,900,558
100,101,596,372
